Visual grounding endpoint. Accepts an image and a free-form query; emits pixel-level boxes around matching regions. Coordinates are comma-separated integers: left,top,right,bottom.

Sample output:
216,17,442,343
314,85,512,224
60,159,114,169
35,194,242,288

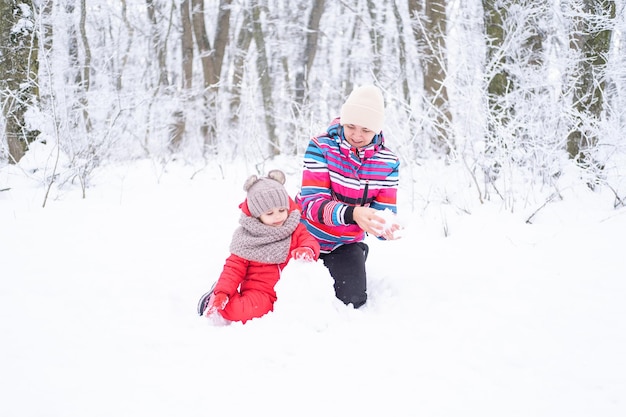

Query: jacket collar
326,118,383,160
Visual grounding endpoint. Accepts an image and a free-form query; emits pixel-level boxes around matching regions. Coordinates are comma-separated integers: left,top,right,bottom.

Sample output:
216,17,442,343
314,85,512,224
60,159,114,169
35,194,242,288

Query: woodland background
3,4,626,415
1,0,625,208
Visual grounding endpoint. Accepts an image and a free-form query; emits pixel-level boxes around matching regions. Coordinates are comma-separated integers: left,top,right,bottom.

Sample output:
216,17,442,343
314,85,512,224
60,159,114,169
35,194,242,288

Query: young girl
198,170,320,324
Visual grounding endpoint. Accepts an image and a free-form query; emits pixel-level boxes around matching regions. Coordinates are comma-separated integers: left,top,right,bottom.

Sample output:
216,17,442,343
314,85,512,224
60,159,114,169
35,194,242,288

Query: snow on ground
1,158,625,417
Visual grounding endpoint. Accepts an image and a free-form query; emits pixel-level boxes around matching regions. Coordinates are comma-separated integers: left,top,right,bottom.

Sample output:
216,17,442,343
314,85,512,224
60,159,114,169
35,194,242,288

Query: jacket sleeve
292,223,321,259
370,158,399,213
213,254,249,296
296,138,352,226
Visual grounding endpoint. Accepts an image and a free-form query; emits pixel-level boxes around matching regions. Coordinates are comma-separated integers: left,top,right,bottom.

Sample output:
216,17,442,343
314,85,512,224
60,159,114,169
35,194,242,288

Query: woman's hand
353,206,400,239
379,222,401,240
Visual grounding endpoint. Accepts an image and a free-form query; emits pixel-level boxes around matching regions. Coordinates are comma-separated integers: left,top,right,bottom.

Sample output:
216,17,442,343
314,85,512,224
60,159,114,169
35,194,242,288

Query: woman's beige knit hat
244,170,290,218
340,84,385,134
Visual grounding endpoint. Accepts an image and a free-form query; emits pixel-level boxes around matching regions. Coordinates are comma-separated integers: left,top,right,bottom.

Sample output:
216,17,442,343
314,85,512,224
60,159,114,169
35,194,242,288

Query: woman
296,85,400,308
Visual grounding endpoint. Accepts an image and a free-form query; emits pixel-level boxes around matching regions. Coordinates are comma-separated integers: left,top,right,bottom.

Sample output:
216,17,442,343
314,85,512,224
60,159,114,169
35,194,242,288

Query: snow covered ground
1,157,625,417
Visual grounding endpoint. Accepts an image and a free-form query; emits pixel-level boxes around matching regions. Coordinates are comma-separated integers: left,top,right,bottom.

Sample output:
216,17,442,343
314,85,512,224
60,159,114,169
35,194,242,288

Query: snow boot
197,282,217,316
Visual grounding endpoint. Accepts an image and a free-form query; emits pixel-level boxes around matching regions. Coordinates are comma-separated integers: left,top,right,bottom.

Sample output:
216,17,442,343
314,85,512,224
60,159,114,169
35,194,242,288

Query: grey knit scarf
229,210,302,264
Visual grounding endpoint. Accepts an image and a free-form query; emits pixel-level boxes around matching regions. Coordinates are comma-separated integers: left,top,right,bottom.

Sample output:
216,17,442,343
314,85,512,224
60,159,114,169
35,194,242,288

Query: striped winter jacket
296,118,399,253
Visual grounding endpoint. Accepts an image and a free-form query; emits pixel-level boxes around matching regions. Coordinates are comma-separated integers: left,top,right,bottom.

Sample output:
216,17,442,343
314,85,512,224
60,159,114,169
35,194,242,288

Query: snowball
375,208,405,239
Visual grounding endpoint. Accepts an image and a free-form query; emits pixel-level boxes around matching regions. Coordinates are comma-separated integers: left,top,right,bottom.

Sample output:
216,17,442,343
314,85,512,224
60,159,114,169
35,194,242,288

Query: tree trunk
424,0,452,152
146,0,170,87
566,0,616,164
410,0,452,153
78,0,93,132
366,0,383,81
212,0,232,86
481,0,512,159
190,0,232,152
191,0,214,88
392,1,411,104
63,0,82,136
171,0,194,151
190,0,214,147
251,2,278,156
0,0,40,163
293,0,325,116
37,0,54,110
181,0,194,91
116,0,134,91
482,1,510,98
229,8,253,125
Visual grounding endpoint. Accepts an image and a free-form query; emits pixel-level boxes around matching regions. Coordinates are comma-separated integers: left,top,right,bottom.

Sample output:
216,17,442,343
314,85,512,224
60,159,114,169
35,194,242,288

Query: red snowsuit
213,198,320,323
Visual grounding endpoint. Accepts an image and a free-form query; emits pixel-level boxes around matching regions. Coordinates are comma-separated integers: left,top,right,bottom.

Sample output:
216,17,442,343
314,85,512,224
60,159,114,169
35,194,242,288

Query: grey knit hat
244,170,290,218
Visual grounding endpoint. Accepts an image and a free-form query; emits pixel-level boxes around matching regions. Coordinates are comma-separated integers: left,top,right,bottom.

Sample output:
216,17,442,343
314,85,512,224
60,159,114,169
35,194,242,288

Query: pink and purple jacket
296,118,399,253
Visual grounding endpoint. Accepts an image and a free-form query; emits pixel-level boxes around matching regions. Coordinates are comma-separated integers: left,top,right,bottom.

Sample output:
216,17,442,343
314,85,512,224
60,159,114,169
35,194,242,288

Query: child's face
259,207,289,226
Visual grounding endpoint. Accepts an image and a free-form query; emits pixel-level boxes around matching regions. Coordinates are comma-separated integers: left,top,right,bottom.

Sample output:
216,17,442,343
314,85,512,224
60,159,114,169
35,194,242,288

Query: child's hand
291,247,315,262
205,292,229,316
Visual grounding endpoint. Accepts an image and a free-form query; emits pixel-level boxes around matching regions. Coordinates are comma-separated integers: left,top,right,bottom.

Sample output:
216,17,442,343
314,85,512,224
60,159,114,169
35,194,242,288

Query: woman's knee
321,243,368,308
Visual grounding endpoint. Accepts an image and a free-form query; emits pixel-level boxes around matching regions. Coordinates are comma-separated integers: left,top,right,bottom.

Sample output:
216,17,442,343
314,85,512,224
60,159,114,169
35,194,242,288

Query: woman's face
259,207,289,226
343,124,377,149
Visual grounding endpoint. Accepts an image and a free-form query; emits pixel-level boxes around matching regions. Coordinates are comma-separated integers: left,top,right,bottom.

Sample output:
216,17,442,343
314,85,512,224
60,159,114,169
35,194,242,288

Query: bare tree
565,0,616,168
293,0,325,119
409,0,453,154
229,8,253,126
482,0,511,132
0,0,39,163
37,0,54,109
1,0,622,201
190,0,232,152
146,0,170,88
169,0,194,152
251,1,278,155
476,0,566,203
366,0,384,81
78,0,93,132
181,0,194,91
392,0,411,104
144,0,176,155
65,0,80,99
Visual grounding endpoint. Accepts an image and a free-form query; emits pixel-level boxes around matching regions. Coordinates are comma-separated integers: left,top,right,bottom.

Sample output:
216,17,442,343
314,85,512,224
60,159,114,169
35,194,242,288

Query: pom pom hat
244,169,290,218
340,84,385,134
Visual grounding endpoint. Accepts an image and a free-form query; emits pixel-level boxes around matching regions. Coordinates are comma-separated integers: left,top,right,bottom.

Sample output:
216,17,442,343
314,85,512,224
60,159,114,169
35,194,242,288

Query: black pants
320,242,369,308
